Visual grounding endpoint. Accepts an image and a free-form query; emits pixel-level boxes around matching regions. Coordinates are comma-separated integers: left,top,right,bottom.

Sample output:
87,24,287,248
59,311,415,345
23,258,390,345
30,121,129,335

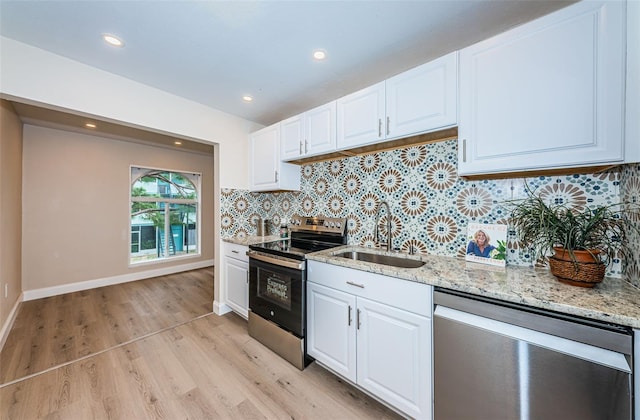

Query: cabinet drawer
224,242,249,262
308,260,432,317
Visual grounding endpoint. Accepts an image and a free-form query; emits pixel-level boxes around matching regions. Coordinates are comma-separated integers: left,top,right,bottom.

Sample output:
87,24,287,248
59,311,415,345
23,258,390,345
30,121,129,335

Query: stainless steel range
248,215,347,370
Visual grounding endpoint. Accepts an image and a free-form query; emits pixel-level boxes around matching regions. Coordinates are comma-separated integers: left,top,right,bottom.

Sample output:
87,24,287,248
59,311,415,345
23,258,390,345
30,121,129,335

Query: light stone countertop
222,235,281,246
307,245,640,329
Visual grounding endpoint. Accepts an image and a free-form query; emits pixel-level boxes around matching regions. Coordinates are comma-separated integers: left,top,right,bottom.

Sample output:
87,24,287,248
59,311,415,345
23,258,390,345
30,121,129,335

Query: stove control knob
336,222,342,229
329,222,335,228
323,221,330,227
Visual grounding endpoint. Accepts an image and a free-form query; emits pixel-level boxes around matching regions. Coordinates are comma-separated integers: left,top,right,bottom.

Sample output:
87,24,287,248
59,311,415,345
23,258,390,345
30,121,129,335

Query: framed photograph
465,222,507,267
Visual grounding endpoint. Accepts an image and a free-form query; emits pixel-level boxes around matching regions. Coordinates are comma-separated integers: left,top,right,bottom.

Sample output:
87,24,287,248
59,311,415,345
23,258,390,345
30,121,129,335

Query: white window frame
129,165,202,266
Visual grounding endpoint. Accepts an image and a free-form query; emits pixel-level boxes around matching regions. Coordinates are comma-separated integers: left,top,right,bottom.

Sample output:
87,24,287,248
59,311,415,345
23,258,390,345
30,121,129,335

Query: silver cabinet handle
378,118,382,138
246,270,249,284
231,250,239,254
357,308,361,330
386,116,390,136
348,305,352,326
275,170,279,182
299,141,303,155
346,281,364,288
305,140,308,154
462,139,467,163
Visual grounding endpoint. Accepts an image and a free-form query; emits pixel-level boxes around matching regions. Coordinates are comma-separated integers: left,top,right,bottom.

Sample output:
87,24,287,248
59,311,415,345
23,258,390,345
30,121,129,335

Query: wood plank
0,268,401,419
0,268,214,384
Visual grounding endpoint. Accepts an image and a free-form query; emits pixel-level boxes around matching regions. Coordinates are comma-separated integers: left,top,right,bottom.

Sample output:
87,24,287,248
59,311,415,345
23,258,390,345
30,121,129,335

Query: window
130,167,200,264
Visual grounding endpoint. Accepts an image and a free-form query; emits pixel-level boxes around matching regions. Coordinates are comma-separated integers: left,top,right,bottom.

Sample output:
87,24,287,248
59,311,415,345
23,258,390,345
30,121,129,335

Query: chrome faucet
374,201,392,251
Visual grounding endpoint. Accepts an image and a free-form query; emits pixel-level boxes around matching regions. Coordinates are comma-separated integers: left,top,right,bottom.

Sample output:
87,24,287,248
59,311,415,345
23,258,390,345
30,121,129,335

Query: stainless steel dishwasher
433,289,633,420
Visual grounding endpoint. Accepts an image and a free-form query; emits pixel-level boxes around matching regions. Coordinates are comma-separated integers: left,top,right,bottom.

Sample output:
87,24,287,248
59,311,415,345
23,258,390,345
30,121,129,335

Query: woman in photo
466,229,496,258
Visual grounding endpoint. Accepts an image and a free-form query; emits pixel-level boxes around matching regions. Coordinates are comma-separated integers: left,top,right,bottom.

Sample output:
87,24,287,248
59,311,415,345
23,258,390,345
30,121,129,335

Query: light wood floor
0,268,401,419
1,268,214,385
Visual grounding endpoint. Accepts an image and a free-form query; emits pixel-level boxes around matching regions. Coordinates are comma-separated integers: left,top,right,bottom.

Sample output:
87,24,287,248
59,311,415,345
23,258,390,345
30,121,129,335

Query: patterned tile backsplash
221,139,640,282
621,163,640,287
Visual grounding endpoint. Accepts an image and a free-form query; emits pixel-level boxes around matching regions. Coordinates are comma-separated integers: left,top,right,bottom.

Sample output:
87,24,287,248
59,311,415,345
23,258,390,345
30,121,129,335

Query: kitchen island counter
307,245,640,329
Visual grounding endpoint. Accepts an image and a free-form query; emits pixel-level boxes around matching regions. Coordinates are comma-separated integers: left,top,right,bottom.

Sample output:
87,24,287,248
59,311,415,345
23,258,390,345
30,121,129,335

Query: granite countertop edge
307,245,640,329
222,235,281,246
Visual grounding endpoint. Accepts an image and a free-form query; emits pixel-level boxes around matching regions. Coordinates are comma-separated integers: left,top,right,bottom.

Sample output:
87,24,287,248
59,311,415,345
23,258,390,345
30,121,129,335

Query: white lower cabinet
223,242,249,318
307,282,357,381
357,297,430,417
307,260,432,419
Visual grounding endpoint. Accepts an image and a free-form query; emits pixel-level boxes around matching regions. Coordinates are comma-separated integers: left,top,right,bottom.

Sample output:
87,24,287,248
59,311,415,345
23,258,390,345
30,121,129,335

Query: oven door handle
248,251,306,270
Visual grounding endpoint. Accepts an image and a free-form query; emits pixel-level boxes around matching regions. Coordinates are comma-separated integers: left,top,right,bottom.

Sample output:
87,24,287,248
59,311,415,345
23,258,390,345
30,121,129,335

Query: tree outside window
130,168,200,264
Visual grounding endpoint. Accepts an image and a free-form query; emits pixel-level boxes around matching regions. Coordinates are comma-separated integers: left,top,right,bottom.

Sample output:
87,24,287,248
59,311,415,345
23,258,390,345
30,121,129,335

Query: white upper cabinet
458,1,626,176
281,114,305,161
386,51,457,139
337,52,458,150
249,123,300,191
626,0,640,163
281,101,336,161
337,82,386,149
306,101,337,156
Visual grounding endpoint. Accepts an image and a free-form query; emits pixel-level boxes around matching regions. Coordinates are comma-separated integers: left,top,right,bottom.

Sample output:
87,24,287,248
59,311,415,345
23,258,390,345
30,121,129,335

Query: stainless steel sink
335,251,425,268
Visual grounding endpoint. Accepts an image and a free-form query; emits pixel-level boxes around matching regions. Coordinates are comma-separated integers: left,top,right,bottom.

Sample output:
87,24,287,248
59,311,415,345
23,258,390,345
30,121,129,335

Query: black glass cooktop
249,238,342,261
248,216,347,261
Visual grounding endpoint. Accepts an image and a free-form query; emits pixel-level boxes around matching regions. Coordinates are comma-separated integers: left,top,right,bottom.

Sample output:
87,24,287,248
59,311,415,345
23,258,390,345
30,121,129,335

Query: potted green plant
509,186,635,287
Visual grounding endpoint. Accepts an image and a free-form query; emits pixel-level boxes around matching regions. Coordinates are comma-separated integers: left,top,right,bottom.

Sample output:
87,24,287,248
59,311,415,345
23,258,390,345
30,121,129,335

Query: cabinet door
337,82,385,149
224,256,248,318
458,1,625,176
626,0,640,163
307,282,357,382
357,297,431,420
281,114,304,160
249,124,280,190
305,101,337,156
386,51,457,139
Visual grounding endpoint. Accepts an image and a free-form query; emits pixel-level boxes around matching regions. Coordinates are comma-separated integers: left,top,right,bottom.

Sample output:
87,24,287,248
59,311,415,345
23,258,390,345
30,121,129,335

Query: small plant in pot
509,186,634,288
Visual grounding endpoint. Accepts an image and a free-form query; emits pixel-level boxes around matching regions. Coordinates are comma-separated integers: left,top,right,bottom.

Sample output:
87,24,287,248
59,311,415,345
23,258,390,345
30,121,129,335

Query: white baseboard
23,259,215,301
213,300,232,316
0,292,23,352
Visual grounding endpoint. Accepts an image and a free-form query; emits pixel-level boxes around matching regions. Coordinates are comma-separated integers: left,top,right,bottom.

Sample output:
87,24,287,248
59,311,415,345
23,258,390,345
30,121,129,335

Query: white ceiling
0,0,575,126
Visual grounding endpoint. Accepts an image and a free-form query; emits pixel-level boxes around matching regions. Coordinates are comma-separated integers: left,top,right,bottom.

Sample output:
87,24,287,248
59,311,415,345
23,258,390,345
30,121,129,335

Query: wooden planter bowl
549,247,605,288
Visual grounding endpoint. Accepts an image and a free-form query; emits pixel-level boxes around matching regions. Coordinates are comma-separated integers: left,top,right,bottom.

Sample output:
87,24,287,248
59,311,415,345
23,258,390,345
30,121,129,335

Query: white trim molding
0,293,24,352
213,300,233,316
23,259,214,301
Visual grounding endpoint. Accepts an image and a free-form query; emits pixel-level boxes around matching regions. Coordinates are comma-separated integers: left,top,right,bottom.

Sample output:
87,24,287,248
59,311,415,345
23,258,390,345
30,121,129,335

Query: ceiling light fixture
174,141,182,145
313,50,326,60
242,95,253,102
85,123,97,128
102,34,124,47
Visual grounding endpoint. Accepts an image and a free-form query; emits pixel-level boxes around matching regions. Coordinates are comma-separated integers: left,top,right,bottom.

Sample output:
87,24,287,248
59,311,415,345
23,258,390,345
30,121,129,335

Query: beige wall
1,37,265,312
0,100,23,330
22,124,214,291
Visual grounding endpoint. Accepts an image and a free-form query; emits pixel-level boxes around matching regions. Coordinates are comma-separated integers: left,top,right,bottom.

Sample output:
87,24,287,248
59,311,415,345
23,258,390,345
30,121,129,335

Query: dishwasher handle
435,305,631,373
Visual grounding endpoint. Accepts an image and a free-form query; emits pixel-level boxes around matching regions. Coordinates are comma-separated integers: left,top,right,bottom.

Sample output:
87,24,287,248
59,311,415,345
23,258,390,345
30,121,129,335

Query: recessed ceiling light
242,95,253,102
85,123,97,128
102,34,124,47
174,141,182,145
313,50,326,60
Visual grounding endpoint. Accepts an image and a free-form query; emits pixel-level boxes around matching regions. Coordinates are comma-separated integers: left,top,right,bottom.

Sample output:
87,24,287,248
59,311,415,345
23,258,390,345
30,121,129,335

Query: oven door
249,253,306,337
